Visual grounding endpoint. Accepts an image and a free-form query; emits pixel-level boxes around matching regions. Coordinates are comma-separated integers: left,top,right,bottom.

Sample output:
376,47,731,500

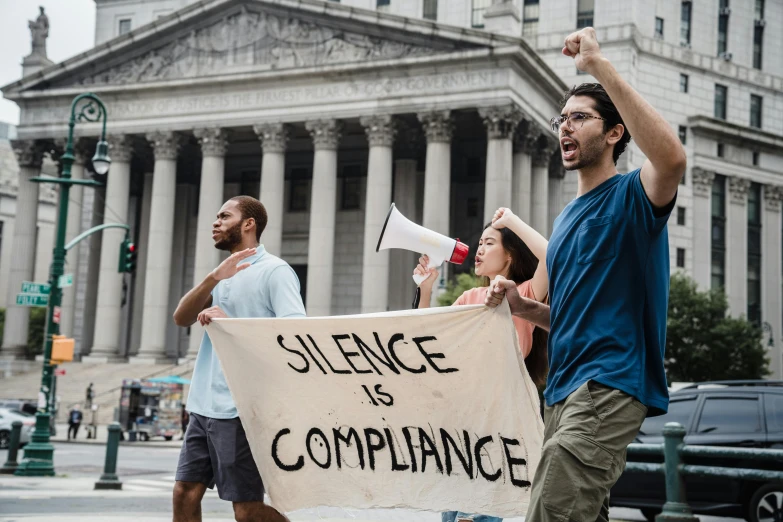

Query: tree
665,273,769,383
437,271,484,307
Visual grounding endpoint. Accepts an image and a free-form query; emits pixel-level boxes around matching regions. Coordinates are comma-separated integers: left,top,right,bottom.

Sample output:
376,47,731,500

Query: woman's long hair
478,224,549,388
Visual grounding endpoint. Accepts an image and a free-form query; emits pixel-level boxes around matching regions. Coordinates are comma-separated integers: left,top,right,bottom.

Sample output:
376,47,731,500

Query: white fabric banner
207,301,543,517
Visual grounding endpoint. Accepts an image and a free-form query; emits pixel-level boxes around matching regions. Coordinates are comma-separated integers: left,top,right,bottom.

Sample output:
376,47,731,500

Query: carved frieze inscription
23,70,505,127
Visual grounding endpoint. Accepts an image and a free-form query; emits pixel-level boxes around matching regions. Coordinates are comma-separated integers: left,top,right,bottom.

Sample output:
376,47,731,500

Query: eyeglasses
550,112,607,133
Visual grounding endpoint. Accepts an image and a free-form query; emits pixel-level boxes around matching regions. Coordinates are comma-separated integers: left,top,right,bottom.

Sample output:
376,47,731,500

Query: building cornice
535,24,783,94
688,115,783,153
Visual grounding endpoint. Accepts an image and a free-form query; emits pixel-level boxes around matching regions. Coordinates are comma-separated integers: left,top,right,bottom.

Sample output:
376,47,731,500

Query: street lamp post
15,93,110,477
762,321,775,348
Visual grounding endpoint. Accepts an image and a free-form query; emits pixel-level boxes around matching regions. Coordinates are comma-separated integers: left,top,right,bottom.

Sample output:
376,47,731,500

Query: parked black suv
610,381,783,522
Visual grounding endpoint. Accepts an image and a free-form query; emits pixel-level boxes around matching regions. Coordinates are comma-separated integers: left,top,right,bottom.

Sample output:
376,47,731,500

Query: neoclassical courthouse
1,0,782,378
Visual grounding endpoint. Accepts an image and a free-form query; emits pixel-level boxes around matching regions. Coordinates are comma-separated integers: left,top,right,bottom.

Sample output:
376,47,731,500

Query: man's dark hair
230,196,268,241
560,83,632,165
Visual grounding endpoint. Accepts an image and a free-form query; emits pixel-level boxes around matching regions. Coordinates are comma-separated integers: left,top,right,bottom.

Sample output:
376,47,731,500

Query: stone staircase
0,359,195,425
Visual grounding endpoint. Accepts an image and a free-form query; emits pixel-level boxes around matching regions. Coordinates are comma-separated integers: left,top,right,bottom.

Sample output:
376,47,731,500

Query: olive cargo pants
526,381,648,522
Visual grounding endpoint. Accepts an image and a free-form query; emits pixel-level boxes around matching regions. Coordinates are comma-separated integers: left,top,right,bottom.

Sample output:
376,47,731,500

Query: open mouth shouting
561,138,578,161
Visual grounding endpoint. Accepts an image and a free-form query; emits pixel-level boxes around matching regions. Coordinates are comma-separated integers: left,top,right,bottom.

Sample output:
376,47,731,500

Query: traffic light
118,238,137,273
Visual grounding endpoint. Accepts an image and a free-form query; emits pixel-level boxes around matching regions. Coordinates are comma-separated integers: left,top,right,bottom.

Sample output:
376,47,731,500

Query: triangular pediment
7,0,511,93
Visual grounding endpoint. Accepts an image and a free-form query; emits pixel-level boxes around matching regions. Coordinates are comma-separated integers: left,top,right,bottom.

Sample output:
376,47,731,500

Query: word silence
208,303,543,517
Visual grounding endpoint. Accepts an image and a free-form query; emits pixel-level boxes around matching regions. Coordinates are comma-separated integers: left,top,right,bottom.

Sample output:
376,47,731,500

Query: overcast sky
0,0,96,125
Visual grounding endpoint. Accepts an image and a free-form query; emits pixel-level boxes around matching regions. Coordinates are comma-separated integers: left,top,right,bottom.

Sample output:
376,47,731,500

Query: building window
750,95,763,129
471,0,492,28
655,17,664,39
747,183,762,325
753,26,764,70
711,175,726,289
755,0,765,19
676,248,686,268
717,143,725,158
680,73,689,93
290,265,308,302
577,0,594,28
341,178,361,210
467,198,479,218
718,0,729,56
376,0,390,11
680,1,692,46
677,206,686,226
523,0,540,38
678,126,687,145
118,19,132,35
288,167,311,212
422,0,438,20
753,151,760,166
714,84,727,120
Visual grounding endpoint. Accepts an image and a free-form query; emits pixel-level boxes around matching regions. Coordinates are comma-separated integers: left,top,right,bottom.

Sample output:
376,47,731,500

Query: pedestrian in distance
172,195,305,522
67,405,83,441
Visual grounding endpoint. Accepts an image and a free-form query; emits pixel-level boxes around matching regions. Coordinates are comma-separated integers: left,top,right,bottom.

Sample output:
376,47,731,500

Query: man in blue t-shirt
485,28,685,522
172,195,305,522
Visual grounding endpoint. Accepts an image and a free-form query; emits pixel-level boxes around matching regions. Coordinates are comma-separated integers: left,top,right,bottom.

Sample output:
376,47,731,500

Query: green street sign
16,293,49,307
58,274,73,288
21,281,50,295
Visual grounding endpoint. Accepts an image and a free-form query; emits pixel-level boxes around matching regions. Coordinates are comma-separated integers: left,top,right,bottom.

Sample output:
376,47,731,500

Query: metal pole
16,93,109,477
0,422,23,474
94,423,122,490
656,422,698,522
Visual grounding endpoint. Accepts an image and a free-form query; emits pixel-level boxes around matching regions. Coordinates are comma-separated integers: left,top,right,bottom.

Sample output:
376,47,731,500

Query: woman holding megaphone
414,207,549,384
415,207,549,522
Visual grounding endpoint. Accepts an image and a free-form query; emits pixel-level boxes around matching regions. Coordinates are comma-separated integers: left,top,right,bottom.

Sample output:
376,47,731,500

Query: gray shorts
175,412,265,502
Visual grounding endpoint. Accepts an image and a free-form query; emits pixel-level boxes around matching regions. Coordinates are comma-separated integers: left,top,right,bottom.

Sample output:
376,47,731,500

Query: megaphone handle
412,273,427,285
412,287,421,309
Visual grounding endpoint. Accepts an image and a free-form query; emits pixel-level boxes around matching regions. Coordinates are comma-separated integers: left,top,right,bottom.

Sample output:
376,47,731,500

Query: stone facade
3,0,781,378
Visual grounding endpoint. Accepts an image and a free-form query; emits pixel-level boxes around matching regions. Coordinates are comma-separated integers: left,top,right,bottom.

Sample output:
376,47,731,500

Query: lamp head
91,140,111,175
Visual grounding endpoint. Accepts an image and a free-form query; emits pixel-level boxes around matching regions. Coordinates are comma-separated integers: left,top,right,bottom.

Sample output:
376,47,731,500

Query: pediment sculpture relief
64,7,449,87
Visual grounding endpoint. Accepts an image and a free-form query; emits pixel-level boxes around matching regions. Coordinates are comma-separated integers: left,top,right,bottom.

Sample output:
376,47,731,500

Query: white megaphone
376,203,469,285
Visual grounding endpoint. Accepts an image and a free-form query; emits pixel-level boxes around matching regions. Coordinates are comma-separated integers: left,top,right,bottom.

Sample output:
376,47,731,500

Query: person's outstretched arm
566,27,686,207
491,208,549,302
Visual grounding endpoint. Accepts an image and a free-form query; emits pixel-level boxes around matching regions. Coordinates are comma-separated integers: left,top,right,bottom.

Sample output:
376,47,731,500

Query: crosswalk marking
123,476,219,495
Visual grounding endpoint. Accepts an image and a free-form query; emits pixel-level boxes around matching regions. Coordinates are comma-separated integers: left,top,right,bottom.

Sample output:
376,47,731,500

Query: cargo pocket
542,433,614,521
577,215,616,265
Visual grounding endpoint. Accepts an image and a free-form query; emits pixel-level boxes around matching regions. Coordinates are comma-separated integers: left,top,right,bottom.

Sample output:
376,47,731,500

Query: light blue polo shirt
186,246,306,419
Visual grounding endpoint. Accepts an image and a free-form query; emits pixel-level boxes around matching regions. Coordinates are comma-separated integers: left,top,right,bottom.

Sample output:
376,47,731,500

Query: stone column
60,140,90,338
418,111,453,305
254,123,288,257
531,141,554,237
691,168,715,289
133,132,180,363
726,176,750,318
360,115,396,313
0,141,44,359
129,171,153,357
512,126,535,223
84,136,133,362
388,122,422,311
418,111,453,236
762,185,783,379
304,120,341,317
184,128,228,358
480,105,523,223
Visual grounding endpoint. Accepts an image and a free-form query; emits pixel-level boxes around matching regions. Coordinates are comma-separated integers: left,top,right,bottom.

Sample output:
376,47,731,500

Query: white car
0,407,36,449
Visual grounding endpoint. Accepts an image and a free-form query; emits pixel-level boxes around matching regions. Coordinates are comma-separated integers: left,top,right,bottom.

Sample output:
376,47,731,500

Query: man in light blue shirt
172,195,305,522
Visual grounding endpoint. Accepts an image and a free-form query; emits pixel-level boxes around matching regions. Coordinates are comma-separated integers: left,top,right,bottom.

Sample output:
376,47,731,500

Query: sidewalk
51,423,183,449
0,473,642,522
